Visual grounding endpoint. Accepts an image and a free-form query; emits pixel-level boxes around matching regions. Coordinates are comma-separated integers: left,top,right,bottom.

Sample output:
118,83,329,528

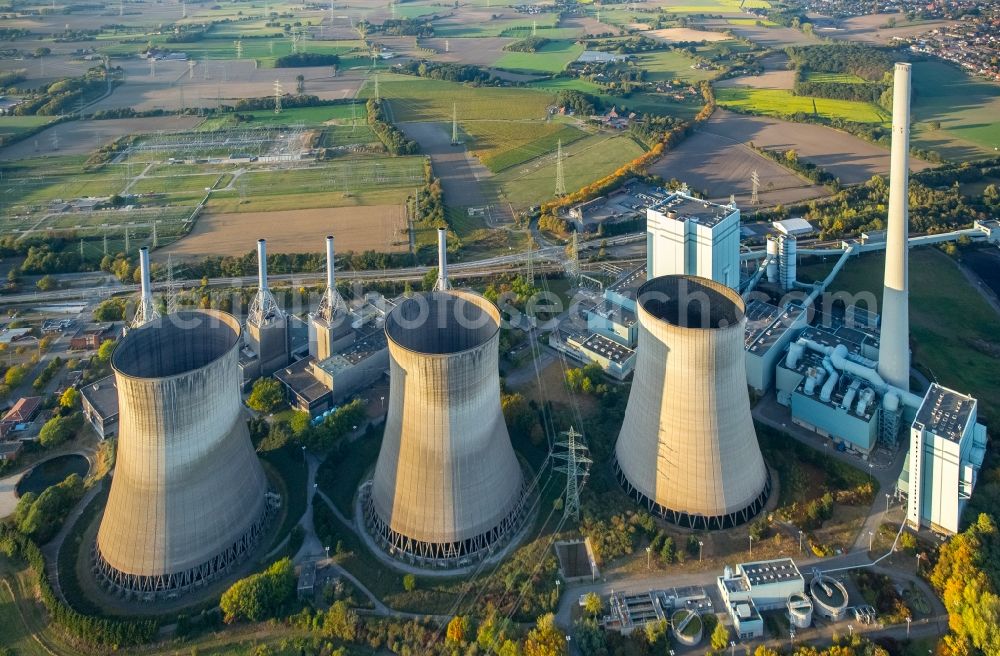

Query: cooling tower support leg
613,458,772,530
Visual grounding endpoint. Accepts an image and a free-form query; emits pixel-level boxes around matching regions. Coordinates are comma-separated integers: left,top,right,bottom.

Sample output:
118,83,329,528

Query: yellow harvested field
159,206,408,259
645,27,730,42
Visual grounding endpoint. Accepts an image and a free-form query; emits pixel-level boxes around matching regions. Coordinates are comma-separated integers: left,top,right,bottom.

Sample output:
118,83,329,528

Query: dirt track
399,121,490,210
158,205,407,259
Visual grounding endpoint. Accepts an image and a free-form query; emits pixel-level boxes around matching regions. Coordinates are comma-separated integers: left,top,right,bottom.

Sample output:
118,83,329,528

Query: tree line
366,98,419,155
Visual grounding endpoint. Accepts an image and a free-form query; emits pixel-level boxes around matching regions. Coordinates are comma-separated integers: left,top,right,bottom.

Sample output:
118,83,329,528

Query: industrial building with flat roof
901,383,987,534
717,558,805,612
647,190,740,289
744,300,807,393
80,376,119,439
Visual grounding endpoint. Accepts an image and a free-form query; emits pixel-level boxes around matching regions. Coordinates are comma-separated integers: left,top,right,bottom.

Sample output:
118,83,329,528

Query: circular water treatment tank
787,591,814,629
810,574,849,621
670,609,703,647
16,454,90,497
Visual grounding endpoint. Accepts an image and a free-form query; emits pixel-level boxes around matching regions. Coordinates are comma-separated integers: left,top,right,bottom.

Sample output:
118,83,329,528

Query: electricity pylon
553,427,591,522
554,139,566,197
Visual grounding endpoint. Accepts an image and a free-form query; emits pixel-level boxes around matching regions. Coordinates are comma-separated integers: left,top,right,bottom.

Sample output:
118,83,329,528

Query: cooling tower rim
384,289,501,357
636,274,745,331
111,309,242,381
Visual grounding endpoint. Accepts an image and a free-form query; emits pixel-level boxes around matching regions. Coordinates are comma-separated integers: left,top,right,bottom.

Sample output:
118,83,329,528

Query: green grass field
716,87,888,123
493,39,585,74
631,49,715,83
492,133,645,207
910,60,1000,160
527,78,704,120
197,104,365,130
0,115,54,145
806,71,867,84
481,122,586,173
101,36,363,68
727,17,777,26
434,14,560,38
798,248,1000,426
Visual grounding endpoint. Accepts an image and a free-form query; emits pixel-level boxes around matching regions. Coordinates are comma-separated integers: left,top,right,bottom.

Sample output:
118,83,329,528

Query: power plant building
364,289,528,567
95,310,274,598
717,559,804,641
245,239,290,378
646,191,740,289
744,300,807,393
615,275,770,529
900,384,987,534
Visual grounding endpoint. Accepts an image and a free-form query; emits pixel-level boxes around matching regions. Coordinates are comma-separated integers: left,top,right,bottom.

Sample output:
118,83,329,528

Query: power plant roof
745,301,804,357
650,192,737,229
606,265,647,299
742,558,802,587
915,383,975,442
581,333,634,364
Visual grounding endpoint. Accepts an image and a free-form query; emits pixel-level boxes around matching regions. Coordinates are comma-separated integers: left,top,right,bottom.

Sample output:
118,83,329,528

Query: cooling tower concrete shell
615,275,770,530
96,310,271,597
365,290,527,566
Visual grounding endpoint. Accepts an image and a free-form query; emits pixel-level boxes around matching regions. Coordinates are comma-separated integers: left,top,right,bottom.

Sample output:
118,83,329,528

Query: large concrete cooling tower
615,275,770,530
364,290,527,567
96,310,272,597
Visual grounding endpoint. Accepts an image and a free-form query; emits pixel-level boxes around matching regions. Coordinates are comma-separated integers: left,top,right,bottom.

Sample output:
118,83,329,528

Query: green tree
96,339,116,363
59,387,80,409
582,591,602,616
403,573,417,591
93,298,126,321
524,613,567,656
247,377,284,413
422,266,439,292
323,600,359,641
219,558,295,623
39,413,76,448
502,392,535,441
710,621,730,651
36,275,58,291
4,364,28,388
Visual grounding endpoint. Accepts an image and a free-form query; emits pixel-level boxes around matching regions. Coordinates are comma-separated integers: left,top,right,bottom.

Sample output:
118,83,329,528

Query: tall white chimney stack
325,235,335,294
130,246,159,328
435,228,450,291
257,238,268,291
878,62,912,391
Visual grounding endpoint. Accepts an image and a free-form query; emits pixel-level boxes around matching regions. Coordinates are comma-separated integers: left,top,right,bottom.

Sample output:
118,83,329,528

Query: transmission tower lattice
565,231,579,278
235,40,243,59
451,103,459,145
165,254,178,315
373,73,379,101
554,139,566,197
273,79,283,113
526,242,534,286
553,426,591,522
750,169,760,205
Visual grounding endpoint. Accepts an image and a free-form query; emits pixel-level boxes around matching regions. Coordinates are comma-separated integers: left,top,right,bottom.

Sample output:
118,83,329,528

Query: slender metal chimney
435,228,449,291
878,63,911,391
257,238,268,291
248,238,282,327
325,235,335,294
131,246,158,328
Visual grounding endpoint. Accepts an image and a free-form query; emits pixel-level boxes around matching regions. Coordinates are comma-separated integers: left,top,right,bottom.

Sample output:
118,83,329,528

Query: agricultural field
658,0,771,13
493,39,585,74
631,49,715,83
716,53,795,90
159,205,408,260
491,133,646,207
805,71,868,84
909,61,1000,160
0,116,204,160
644,27,732,43
433,13,561,38
699,109,930,184
716,87,889,123
648,126,826,207
0,115,54,147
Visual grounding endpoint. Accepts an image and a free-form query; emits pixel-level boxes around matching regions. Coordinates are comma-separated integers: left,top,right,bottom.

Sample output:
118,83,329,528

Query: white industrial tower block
906,384,987,534
96,310,271,597
365,290,528,566
309,235,352,361
878,62,912,391
615,275,770,529
646,192,741,289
